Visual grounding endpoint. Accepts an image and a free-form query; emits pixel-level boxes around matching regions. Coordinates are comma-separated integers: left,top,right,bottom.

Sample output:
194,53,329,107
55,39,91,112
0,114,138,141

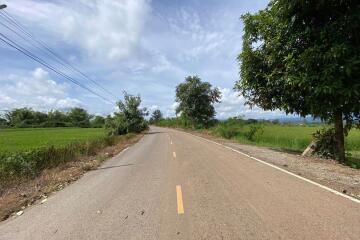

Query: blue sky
0,0,286,119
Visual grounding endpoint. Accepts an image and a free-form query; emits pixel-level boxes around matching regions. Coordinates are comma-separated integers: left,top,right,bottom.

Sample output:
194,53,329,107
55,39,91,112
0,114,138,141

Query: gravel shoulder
183,129,360,200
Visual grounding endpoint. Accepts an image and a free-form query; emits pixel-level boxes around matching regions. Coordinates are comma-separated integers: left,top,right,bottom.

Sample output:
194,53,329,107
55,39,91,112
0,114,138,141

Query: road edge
173,128,360,204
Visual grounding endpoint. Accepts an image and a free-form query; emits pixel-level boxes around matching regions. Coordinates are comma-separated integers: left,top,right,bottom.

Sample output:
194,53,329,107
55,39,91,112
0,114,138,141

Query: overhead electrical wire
0,33,115,104
0,10,119,99
0,9,118,103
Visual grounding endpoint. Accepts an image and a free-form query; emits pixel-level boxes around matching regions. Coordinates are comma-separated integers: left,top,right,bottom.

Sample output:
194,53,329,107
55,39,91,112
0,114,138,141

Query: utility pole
0,4,7,10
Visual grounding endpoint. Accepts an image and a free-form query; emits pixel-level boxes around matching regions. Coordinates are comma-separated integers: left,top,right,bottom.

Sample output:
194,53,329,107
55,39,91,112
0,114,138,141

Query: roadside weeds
0,133,143,222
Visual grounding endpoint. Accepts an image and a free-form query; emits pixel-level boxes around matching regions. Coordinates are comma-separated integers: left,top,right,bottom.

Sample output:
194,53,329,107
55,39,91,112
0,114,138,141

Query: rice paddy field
211,124,360,153
0,128,106,153
206,124,360,167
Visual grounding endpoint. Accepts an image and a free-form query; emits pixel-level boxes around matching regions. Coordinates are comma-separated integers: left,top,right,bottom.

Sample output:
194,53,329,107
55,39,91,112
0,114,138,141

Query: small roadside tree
105,93,148,136
235,0,360,162
149,109,163,124
175,76,221,127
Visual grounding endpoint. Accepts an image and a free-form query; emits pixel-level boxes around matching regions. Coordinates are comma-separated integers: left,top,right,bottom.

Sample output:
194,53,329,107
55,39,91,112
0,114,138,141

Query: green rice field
0,128,106,153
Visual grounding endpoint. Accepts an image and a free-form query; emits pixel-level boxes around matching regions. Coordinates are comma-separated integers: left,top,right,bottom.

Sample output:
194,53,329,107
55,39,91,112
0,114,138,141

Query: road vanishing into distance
1,127,360,240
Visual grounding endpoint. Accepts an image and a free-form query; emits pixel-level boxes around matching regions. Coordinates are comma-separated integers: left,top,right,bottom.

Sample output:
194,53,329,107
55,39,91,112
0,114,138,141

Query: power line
0,33,115,104
0,10,119,100
0,10,119,103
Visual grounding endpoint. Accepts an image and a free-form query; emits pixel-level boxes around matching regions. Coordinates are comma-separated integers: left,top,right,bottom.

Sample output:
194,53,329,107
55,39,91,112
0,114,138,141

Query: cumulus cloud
215,88,285,119
8,0,151,61
0,68,81,110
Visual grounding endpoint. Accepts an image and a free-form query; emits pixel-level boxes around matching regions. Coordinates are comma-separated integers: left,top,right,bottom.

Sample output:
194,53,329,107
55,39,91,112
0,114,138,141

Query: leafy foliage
68,108,92,128
90,116,105,128
213,117,245,139
1,108,104,128
312,128,337,159
175,76,221,127
149,109,163,124
235,0,360,161
105,93,148,136
245,124,264,141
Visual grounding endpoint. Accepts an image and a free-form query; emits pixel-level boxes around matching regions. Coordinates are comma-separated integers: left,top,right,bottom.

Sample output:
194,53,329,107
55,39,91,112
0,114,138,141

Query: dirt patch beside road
0,133,143,222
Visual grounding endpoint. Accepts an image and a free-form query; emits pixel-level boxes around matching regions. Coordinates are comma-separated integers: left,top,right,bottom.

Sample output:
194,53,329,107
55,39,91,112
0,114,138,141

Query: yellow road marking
173,151,176,158
176,185,184,214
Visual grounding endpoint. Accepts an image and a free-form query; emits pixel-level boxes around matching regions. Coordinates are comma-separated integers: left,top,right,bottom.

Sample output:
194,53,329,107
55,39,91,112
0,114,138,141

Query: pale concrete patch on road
176,185,184,215
173,152,176,158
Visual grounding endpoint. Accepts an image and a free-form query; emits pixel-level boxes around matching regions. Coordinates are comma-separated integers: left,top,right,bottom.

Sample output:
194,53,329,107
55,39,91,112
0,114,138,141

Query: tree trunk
334,110,345,163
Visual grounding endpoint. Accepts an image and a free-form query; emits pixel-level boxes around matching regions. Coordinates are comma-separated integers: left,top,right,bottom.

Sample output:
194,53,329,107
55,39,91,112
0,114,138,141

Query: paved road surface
1,127,359,239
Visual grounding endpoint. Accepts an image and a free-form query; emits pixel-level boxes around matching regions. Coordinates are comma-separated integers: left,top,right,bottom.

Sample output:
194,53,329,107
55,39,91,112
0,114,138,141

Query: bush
312,128,337,158
245,124,264,141
213,118,244,139
105,93,148,136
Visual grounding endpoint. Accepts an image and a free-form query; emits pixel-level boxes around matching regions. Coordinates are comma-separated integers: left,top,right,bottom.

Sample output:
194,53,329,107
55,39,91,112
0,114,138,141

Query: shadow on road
95,164,135,171
144,131,163,135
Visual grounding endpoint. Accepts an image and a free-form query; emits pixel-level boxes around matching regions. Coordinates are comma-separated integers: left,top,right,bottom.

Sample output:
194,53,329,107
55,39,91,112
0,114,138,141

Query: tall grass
0,134,133,186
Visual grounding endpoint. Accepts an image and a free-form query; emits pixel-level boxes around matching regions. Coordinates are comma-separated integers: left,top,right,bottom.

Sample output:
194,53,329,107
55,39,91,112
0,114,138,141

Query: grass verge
156,118,360,169
0,133,143,221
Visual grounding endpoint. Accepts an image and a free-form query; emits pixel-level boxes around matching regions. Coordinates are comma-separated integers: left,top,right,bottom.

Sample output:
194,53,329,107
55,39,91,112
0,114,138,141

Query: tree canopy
175,76,221,127
235,0,360,162
1,107,102,128
149,109,163,124
105,93,148,136
68,108,92,128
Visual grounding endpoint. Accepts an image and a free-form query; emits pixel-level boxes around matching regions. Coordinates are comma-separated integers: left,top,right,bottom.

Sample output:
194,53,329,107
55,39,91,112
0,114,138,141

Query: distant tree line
0,107,105,128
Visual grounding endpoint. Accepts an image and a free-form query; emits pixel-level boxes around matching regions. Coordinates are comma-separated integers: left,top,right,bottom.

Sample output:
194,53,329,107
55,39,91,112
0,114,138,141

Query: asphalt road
1,127,360,240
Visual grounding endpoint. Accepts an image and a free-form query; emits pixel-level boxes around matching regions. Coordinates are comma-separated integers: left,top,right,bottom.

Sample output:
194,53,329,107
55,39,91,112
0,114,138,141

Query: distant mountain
276,116,322,124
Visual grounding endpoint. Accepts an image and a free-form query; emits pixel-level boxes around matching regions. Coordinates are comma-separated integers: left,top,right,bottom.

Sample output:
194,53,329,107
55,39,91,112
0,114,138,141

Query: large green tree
235,0,360,162
176,76,221,127
68,108,91,128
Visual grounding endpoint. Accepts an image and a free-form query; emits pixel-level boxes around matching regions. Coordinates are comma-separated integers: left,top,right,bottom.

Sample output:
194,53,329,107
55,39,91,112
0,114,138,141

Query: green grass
0,128,106,152
228,125,320,151
209,124,360,153
0,128,137,186
157,118,360,168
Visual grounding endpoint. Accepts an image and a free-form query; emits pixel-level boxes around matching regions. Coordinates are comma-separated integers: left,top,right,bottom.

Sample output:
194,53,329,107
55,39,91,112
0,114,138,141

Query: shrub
213,118,244,139
245,124,264,141
312,128,337,159
105,93,148,136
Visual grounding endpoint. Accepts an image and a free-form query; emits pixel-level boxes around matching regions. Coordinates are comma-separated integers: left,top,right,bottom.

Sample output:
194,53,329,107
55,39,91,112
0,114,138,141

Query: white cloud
0,68,82,110
9,0,151,61
166,7,238,62
215,88,285,119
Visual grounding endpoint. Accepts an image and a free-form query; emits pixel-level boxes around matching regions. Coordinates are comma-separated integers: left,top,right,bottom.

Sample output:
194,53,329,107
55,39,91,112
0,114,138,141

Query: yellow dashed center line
176,185,184,214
